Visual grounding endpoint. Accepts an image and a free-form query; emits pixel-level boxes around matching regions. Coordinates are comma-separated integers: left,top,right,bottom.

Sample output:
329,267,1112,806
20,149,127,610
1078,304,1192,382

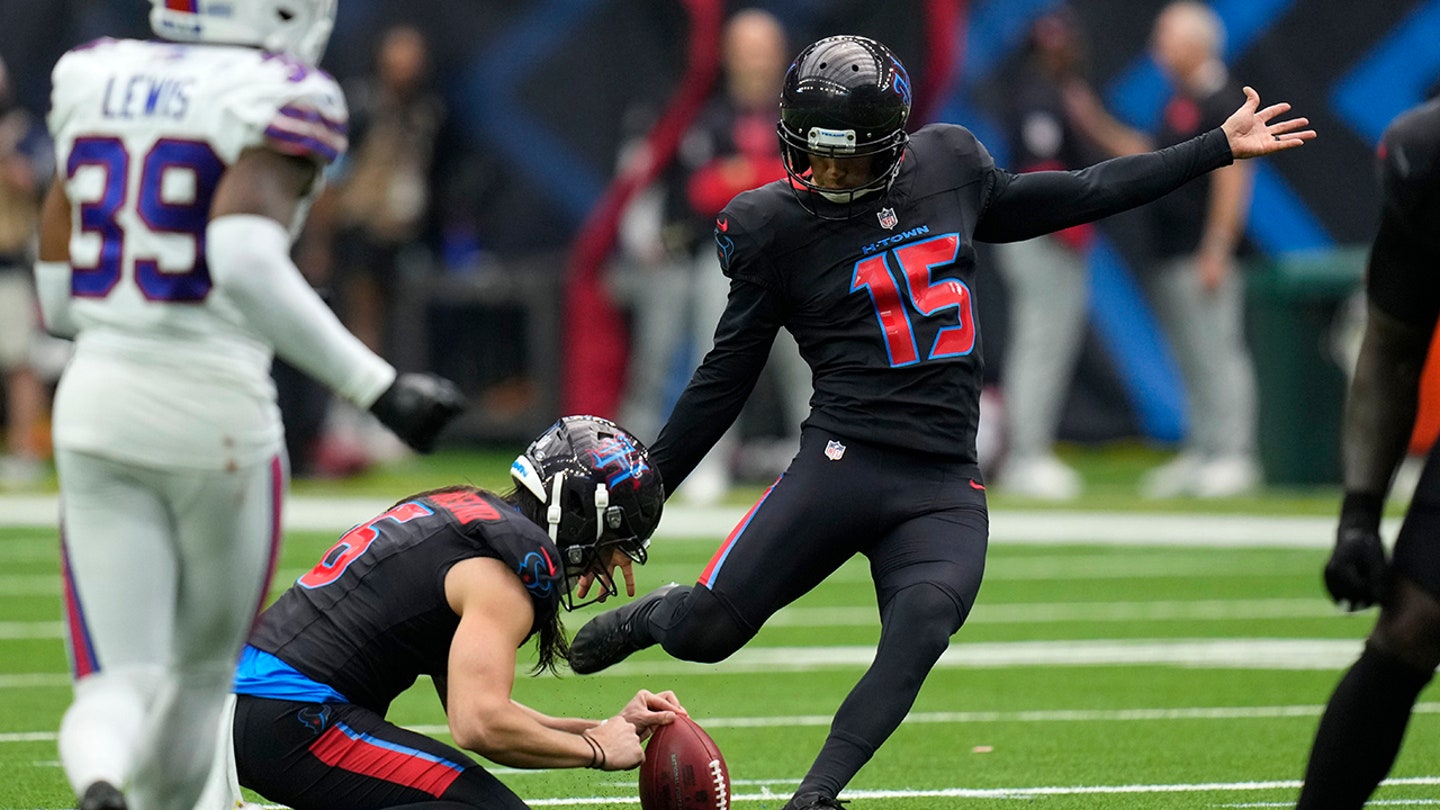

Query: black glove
1324,492,1388,611
369,373,466,453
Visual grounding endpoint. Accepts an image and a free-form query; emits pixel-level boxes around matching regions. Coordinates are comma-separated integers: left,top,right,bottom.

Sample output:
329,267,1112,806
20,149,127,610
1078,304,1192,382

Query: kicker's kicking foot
568,584,680,674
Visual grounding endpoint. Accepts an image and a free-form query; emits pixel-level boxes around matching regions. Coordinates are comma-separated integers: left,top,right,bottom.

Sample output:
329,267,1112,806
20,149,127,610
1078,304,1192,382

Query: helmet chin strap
594,484,610,541
545,472,565,543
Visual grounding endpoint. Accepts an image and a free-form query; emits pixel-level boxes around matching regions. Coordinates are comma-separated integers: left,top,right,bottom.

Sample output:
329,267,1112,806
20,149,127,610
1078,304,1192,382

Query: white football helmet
149,0,338,65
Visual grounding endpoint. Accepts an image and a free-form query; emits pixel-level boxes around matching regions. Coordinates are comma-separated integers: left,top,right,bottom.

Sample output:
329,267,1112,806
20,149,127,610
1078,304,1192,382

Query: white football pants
56,448,285,810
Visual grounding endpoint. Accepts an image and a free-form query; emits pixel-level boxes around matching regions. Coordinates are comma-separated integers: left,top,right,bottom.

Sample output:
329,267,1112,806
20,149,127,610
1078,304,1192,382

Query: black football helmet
778,35,912,219
510,416,664,610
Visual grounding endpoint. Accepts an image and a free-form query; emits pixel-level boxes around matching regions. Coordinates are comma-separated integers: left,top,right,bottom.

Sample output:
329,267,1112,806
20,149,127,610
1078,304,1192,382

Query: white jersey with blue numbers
47,38,348,470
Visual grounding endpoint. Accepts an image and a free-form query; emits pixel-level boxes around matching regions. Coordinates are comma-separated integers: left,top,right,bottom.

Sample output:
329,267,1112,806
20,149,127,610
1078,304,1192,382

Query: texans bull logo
517,549,559,598
587,436,650,490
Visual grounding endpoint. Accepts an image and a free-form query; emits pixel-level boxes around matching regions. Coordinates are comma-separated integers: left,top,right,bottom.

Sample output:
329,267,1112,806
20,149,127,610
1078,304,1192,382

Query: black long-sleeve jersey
651,123,1233,489
247,488,563,716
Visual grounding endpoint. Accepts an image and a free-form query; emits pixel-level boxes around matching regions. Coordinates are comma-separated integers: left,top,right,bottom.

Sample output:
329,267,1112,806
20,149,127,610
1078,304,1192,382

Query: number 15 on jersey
850,233,976,367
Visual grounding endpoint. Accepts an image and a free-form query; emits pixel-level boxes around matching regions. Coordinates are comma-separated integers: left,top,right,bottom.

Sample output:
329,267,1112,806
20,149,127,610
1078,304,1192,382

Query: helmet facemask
541,470,650,611
776,35,913,220
778,122,908,220
511,416,663,612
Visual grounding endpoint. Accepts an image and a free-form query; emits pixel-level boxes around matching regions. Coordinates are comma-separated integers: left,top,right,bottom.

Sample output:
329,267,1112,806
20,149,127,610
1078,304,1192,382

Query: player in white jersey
35,2,466,808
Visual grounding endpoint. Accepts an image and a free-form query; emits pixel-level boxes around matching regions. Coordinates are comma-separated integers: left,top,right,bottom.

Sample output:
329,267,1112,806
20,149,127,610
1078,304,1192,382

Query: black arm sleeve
649,278,785,493
1342,301,1430,504
975,128,1233,243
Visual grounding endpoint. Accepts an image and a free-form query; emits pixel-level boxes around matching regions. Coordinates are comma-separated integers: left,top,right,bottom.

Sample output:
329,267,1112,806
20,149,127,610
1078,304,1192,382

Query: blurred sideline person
0,53,54,488
1054,1,1262,498
37,2,465,808
568,34,1313,810
294,23,450,477
1137,0,1262,498
1297,97,1440,809
614,8,803,504
324,23,443,358
205,416,681,809
987,6,1148,500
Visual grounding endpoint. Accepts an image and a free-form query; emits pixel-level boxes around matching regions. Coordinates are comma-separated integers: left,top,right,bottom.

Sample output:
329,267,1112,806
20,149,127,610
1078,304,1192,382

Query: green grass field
3,447,1436,809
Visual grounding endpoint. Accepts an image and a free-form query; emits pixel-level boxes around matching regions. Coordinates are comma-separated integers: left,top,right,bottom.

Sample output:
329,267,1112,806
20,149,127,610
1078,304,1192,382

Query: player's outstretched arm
1222,86,1317,159
1324,303,1429,611
209,147,464,451
209,148,395,403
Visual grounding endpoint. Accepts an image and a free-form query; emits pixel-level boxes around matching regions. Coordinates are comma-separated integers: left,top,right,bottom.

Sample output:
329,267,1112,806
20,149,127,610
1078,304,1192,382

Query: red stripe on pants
309,725,462,797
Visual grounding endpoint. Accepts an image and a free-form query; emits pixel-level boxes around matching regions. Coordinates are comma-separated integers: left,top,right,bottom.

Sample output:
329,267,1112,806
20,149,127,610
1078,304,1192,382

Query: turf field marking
771,598,1355,627
0,575,61,596
0,496,1393,548
0,731,60,742
21,700,1404,744
18,697,1440,748
587,638,1370,675
395,702,1440,739
0,547,1354,599
986,554,1313,580
1221,795,1434,801
0,598,1361,640
0,621,64,638
0,674,69,689
512,776,1440,804
0,639,1377,690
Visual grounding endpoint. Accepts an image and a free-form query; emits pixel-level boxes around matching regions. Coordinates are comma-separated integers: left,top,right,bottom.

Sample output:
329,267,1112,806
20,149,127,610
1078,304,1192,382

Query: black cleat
781,797,848,810
569,583,680,674
78,781,127,810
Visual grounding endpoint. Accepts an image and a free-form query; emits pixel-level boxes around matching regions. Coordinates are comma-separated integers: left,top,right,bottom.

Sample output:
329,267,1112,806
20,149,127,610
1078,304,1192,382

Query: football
639,715,731,810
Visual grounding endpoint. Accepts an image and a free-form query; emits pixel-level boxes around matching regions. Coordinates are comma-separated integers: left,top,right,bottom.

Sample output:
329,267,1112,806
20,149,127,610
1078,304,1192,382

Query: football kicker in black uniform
217,416,685,809
1296,98,1440,809
568,35,1315,810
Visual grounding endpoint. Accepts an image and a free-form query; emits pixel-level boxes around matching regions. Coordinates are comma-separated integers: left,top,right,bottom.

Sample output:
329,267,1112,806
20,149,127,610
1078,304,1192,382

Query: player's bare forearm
38,176,71,263
510,700,599,734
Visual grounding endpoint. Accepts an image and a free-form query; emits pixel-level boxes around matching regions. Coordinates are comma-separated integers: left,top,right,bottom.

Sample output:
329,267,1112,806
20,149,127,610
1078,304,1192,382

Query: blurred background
0,0,1436,499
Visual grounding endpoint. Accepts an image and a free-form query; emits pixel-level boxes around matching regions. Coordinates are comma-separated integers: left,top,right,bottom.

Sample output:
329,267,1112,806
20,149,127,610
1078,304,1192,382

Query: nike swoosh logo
969,479,986,491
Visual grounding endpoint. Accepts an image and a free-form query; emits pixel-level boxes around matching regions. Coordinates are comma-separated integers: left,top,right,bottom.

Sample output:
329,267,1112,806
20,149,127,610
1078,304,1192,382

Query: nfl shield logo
824,440,847,461
877,207,898,230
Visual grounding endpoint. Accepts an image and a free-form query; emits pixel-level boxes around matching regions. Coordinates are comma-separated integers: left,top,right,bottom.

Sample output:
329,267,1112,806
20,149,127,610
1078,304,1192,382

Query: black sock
1297,642,1433,809
794,584,962,801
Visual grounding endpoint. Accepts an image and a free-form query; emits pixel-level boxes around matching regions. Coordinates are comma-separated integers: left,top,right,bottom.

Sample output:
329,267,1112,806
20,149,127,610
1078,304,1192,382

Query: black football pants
233,696,526,810
645,426,988,798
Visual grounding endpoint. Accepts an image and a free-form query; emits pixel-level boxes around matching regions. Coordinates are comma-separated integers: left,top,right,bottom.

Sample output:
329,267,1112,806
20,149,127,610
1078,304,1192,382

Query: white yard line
14,784,1440,810
1221,795,1440,801
0,599,1355,640
20,700,1431,743
401,702,1440,738
495,776,1440,805
0,495,1396,547
0,638,1377,690
581,638,1372,676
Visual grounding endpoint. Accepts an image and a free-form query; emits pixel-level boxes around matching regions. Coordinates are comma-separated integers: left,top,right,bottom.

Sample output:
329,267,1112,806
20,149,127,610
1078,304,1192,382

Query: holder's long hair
394,485,570,676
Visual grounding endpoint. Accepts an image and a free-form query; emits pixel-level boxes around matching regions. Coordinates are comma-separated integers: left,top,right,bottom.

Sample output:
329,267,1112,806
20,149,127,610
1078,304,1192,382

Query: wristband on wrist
581,730,606,769
1340,491,1384,534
